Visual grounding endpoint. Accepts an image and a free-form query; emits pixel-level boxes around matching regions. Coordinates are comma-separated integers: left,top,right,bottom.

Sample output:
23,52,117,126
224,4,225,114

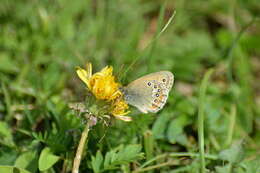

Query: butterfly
120,71,174,113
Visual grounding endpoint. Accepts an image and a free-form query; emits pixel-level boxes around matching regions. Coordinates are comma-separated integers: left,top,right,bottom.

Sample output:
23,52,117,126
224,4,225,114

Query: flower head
77,64,121,100
76,63,131,121
111,99,131,121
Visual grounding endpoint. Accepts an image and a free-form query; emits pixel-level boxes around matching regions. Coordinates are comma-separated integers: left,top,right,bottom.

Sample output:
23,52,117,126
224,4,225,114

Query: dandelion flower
76,62,131,121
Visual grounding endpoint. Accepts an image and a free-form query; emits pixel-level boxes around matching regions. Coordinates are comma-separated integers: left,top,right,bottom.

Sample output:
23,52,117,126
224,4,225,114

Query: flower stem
72,121,90,173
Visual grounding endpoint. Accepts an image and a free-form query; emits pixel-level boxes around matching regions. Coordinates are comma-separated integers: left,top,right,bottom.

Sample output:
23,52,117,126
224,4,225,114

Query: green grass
0,0,260,173
198,69,214,173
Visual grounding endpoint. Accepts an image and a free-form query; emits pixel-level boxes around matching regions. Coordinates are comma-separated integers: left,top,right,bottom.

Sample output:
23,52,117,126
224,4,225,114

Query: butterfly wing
122,71,174,113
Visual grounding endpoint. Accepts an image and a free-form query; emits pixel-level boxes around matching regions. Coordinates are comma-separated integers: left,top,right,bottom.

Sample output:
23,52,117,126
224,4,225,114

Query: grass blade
198,69,214,173
121,4,176,80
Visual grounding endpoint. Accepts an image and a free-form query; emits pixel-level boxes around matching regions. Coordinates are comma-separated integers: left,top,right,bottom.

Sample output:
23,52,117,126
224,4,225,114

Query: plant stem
209,134,221,151
137,152,220,173
143,130,154,162
133,161,177,173
225,105,236,147
198,69,214,173
72,122,90,173
139,152,218,169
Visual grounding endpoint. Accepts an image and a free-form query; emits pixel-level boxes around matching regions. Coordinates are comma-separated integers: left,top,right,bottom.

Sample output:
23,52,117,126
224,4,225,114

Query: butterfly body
121,71,174,113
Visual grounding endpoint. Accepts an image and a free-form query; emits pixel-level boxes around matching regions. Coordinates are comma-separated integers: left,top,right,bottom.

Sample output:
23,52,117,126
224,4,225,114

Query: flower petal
76,67,91,89
100,66,113,75
85,63,92,79
114,115,132,121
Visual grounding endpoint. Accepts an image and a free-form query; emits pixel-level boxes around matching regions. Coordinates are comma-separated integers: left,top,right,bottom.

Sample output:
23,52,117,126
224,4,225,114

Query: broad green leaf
215,164,231,173
0,56,18,73
91,150,103,173
0,121,15,147
116,145,143,163
236,158,260,173
15,151,38,173
38,147,60,171
0,165,31,173
167,115,190,145
104,150,116,169
152,111,172,139
102,145,143,171
219,141,245,163
0,149,18,165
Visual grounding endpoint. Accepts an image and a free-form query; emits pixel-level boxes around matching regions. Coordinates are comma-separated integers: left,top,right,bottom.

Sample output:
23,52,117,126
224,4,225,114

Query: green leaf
152,111,172,139
236,158,260,173
0,56,18,73
167,115,190,145
15,151,38,173
116,145,143,163
0,121,15,147
0,165,31,173
0,149,18,165
38,147,60,171
218,141,245,163
101,145,143,171
103,149,116,169
215,164,231,173
91,150,103,173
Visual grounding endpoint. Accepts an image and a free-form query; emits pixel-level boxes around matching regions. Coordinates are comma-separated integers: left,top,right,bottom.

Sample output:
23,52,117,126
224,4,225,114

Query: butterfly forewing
123,71,174,113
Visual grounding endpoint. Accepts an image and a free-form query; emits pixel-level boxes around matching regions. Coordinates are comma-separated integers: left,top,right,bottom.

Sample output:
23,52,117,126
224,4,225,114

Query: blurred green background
0,0,260,172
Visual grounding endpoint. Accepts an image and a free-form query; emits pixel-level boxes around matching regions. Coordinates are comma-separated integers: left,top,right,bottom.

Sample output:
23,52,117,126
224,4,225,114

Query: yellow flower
111,99,132,121
76,63,131,121
77,63,121,101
